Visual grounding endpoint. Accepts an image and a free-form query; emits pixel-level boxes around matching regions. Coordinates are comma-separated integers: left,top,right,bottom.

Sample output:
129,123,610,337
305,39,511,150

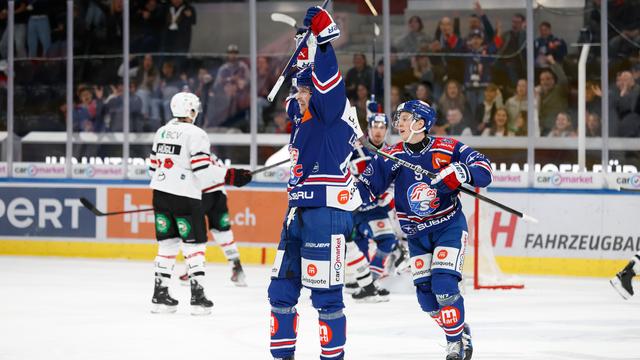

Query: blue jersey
358,136,492,238
353,140,393,214
286,43,362,211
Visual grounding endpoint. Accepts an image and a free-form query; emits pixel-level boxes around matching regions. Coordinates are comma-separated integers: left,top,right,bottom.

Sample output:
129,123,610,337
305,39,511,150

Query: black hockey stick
79,159,291,217
361,140,539,223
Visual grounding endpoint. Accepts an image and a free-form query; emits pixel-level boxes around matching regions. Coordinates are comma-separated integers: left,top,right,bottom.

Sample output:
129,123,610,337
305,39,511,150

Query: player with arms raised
268,6,362,360
358,100,493,360
148,92,251,315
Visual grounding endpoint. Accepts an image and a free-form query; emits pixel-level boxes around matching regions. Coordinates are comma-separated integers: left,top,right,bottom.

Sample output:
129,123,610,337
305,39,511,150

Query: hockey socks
346,240,374,289
318,310,346,360
270,307,299,359
183,243,213,315
212,229,240,261
154,237,180,284
369,249,390,279
430,294,466,342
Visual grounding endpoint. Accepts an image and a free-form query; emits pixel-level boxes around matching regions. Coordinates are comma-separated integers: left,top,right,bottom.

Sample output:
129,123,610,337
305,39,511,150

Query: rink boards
0,178,639,277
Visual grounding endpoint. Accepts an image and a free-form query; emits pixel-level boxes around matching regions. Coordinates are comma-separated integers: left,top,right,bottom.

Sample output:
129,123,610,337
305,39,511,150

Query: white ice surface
0,256,639,360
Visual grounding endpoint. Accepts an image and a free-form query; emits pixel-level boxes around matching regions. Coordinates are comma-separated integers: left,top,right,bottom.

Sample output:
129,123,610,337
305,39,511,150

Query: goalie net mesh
462,188,524,290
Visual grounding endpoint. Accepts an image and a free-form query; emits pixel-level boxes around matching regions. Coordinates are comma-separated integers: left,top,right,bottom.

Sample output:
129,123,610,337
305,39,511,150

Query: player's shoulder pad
430,137,459,154
382,142,404,156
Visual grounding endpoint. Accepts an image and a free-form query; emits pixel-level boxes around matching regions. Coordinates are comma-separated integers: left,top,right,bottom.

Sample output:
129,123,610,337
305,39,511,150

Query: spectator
100,81,144,132
194,67,214,124
156,60,184,120
162,0,196,54
354,83,370,132
463,29,497,112
394,15,431,58
0,0,28,59
429,16,464,84
505,79,528,129
132,0,165,53
75,84,102,132
214,44,249,90
206,77,244,130
410,53,434,86
535,55,569,135
467,1,495,44
586,112,601,137
127,54,160,126
390,85,403,113
104,0,124,54
415,82,433,105
256,56,277,129
534,21,568,68
495,13,526,85
609,25,640,72
473,83,503,135
443,108,473,136
547,112,577,137
344,53,372,101
610,70,640,137
585,81,602,118
437,79,471,121
482,107,513,136
269,111,291,134
513,110,527,136
27,0,55,57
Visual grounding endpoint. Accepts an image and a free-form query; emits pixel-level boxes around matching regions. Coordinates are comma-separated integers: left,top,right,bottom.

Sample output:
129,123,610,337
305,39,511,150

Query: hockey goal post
463,187,525,290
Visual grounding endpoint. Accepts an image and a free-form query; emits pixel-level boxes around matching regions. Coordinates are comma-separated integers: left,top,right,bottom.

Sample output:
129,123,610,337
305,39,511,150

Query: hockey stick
79,159,291,217
361,139,539,223
267,0,331,102
270,13,297,28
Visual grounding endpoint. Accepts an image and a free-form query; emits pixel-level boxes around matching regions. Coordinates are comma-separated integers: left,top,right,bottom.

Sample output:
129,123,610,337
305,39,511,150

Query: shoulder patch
383,142,404,156
432,137,458,152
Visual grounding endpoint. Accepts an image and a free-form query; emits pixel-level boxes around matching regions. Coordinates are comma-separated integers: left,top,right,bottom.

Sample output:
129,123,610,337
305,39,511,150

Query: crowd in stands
0,0,639,141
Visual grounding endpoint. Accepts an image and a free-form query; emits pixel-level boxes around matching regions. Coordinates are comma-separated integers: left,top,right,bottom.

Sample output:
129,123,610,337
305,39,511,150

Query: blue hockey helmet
368,112,388,129
393,100,436,142
293,66,313,90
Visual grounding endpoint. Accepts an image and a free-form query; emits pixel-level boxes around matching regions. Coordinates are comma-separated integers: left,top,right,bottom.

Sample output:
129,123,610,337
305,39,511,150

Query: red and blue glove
430,162,471,194
303,6,340,44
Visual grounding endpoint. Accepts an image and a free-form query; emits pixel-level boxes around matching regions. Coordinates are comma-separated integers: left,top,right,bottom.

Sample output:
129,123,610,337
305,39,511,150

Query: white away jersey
149,119,221,199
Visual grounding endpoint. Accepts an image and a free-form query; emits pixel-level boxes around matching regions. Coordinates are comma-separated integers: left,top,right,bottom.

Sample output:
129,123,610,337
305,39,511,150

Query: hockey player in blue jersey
357,100,493,360
346,108,397,302
267,7,363,360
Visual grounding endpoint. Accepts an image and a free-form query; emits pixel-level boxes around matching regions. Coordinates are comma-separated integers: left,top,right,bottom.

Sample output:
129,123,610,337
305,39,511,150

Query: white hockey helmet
170,92,202,122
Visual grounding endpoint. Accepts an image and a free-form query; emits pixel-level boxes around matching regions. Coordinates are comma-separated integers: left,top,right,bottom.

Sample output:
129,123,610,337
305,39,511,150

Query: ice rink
1,256,638,360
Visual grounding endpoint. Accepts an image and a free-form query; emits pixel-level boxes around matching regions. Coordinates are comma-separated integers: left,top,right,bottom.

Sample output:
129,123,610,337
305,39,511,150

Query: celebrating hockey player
346,106,396,303
267,7,363,360
178,153,248,287
148,92,252,315
357,100,493,360
610,251,640,300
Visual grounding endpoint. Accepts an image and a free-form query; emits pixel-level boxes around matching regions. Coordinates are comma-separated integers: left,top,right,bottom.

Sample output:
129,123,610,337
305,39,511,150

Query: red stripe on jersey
191,157,209,164
185,251,205,259
202,183,224,193
347,255,366,266
312,71,342,92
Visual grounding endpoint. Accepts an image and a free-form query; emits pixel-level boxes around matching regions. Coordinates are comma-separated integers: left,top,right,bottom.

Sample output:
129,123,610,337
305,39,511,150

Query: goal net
462,188,524,290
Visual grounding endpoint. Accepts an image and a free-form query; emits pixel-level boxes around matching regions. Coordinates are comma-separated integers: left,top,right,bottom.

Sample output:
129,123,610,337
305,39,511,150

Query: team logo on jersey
363,164,374,176
163,158,174,169
176,217,191,238
431,153,451,169
289,147,303,185
437,249,448,260
318,321,333,346
307,264,318,277
155,214,170,234
407,182,440,217
270,313,279,336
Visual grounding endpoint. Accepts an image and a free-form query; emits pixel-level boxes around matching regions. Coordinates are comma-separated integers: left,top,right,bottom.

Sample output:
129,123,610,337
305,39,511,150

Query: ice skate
352,283,388,303
375,284,390,300
445,340,464,360
461,324,473,360
151,277,178,314
344,282,359,294
190,279,213,315
231,259,247,287
610,261,636,300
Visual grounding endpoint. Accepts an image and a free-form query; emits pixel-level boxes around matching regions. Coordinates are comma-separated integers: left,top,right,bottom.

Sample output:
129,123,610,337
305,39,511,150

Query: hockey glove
349,156,370,176
430,162,471,194
303,6,340,44
225,168,252,187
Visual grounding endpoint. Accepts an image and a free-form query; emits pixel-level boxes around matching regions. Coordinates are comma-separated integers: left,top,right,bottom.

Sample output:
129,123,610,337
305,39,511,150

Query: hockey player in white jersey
148,92,252,315
178,153,249,287
610,251,640,300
